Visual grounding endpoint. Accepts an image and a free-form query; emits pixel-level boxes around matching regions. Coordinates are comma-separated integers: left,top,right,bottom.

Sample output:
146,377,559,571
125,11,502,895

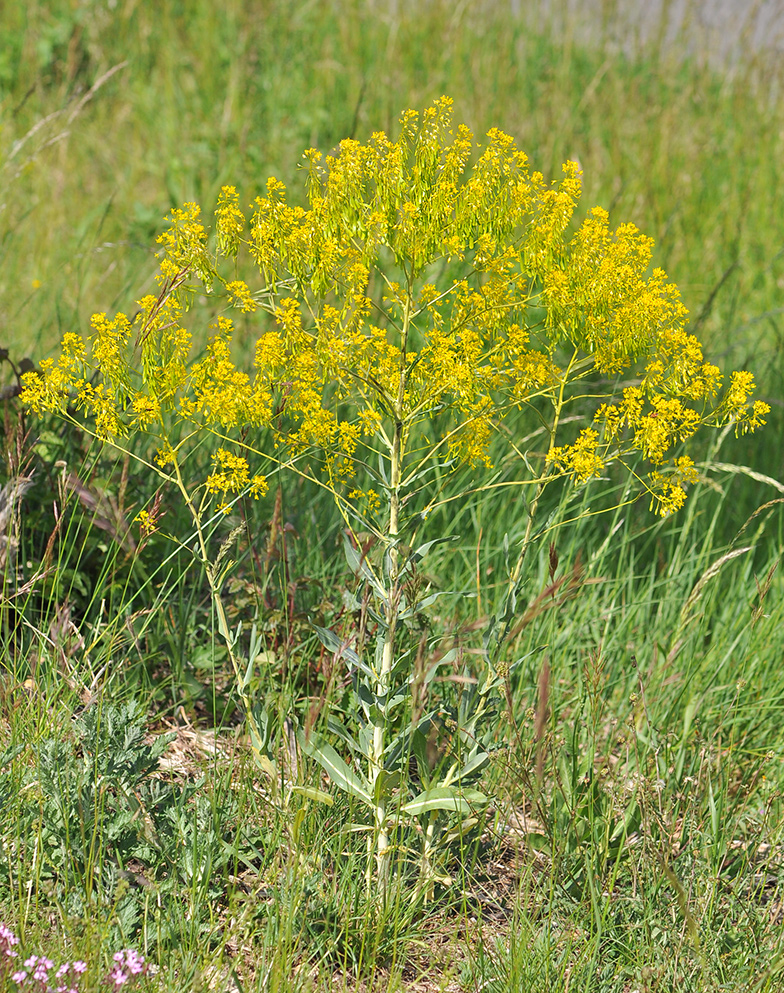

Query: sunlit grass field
1,2,784,990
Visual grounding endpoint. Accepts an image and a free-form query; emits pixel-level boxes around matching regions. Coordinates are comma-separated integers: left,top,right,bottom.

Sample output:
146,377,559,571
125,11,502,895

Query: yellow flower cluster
215,186,245,259
548,329,769,513
155,202,212,289
348,488,382,512
21,97,767,518
226,280,257,312
206,448,268,513
133,508,159,537
548,429,604,485
647,457,700,515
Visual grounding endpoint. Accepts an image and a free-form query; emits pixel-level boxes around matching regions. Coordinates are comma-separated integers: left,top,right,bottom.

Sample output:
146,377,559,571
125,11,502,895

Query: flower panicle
20,97,767,514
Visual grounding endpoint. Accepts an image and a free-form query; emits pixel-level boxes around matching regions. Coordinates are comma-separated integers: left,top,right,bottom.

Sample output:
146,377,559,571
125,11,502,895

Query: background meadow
1,1,784,990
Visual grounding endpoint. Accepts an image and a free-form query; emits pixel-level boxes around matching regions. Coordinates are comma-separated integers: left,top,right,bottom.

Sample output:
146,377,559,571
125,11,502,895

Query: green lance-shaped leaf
397,534,459,580
398,590,473,621
312,623,362,666
326,716,365,757
400,786,489,817
297,729,373,806
288,785,335,806
374,769,402,805
312,622,376,680
450,749,491,783
442,816,481,845
343,532,389,602
0,743,24,768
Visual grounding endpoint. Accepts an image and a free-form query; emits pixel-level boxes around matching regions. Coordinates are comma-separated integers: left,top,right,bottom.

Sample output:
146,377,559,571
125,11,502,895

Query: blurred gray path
530,0,784,64
377,1,784,64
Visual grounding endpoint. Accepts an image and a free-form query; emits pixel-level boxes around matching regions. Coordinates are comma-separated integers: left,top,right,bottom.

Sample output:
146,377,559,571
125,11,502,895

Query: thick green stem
372,423,400,893
371,285,411,896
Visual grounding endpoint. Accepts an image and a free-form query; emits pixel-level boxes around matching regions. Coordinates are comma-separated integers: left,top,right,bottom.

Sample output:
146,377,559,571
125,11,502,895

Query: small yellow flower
134,509,159,537
155,443,175,468
215,185,245,258
204,448,267,509
226,280,257,312
131,392,160,429
547,429,604,484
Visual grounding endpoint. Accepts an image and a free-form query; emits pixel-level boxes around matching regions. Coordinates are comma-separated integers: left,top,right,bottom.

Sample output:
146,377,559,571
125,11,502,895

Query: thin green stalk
508,347,579,590
169,447,262,756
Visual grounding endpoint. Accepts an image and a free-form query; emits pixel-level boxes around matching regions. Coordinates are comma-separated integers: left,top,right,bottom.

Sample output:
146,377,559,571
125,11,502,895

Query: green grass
2,1,784,990
5,468,784,992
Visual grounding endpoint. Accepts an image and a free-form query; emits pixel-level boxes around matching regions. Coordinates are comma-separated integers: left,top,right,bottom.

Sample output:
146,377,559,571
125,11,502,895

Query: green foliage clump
2,701,256,940
20,97,768,899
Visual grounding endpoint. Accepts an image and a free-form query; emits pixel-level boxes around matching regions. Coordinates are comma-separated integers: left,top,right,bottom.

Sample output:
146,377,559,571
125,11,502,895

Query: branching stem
170,448,263,759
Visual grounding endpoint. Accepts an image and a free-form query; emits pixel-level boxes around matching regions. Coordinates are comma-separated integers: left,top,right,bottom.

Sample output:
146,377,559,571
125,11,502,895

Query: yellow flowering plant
22,97,767,900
